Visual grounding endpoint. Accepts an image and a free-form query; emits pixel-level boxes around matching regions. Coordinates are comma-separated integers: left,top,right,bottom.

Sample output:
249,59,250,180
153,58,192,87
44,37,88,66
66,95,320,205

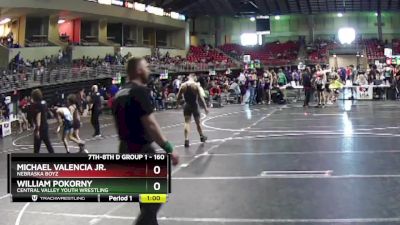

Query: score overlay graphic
7,153,170,203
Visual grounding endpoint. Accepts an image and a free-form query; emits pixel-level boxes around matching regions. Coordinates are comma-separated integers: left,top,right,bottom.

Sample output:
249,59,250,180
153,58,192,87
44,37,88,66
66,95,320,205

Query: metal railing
0,62,241,94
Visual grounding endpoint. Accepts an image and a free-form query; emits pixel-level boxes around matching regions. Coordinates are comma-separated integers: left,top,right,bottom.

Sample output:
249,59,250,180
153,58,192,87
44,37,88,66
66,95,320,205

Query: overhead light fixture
338,27,356,44
111,0,123,6
0,18,11,25
333,54,337,58
361,54,364,58
240,33,258,46
98,0,112,5
337,12,343,17
375,12,378,16
146,5,164,16
178,14,185,20
250,17,255,22
134,2,146,11
57,19,66,24
275,15,280,20
171,12,180,19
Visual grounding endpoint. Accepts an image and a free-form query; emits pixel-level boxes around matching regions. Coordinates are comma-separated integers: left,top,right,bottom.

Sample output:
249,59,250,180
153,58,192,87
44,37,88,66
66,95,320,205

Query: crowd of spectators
144,66,303,111
143,62,400,112
0,31,20,48
3,60,400,134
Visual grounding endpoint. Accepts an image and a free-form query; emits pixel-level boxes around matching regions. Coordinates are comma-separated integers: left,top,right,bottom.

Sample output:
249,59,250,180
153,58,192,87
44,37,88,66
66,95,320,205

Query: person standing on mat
113,57,179,225
176,73,209,148
90,85,101,137
31,89,54,153
302,67,313,108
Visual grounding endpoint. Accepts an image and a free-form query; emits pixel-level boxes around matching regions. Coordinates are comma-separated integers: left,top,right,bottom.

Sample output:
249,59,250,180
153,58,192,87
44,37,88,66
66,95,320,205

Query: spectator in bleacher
58,50,63,63
7,31,14,48
35,62,45,84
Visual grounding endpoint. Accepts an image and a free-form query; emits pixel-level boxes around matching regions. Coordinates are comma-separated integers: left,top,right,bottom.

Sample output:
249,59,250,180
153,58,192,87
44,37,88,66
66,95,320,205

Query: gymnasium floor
2,101,400,225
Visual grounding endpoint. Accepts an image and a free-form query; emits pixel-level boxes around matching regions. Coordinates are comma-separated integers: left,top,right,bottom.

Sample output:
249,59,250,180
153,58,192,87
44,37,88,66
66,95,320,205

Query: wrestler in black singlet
183,83,201,118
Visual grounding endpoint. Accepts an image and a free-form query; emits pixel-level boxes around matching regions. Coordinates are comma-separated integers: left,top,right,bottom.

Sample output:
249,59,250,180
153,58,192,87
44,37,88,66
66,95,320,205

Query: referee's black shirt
112,82,154,152
91,92,102,114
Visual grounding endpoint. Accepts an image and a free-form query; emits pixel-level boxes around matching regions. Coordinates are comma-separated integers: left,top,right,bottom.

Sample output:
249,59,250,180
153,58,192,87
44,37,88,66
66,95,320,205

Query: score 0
151,165,162,191
148,154,167,192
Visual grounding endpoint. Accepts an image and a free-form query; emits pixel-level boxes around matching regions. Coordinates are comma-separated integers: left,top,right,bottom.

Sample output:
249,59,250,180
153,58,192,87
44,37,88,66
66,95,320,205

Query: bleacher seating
364,39,384,60
307,40,337,63
219,41,299,66
392,39,400,55
187,46,229,63
304,38,385,62
219,43,244,56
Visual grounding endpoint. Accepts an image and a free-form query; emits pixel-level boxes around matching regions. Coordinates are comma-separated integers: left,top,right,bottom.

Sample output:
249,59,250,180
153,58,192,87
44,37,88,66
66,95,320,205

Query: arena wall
9,46,62,62
191,12,400,46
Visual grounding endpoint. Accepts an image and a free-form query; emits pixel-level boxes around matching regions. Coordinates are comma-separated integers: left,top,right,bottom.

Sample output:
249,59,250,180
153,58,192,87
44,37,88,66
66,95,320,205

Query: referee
31,89,54,153
113,57,179,225
90,85,102,137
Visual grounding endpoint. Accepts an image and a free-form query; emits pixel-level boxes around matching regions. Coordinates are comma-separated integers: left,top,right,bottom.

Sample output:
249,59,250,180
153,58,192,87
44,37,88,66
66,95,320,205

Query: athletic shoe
184,140,190,148
93,134,102,138
200,135,208,143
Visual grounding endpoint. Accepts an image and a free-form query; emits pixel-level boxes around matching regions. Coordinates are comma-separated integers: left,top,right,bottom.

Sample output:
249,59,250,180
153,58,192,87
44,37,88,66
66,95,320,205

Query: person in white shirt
58,50,63,61
356,73,368,86
229,79,241,95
